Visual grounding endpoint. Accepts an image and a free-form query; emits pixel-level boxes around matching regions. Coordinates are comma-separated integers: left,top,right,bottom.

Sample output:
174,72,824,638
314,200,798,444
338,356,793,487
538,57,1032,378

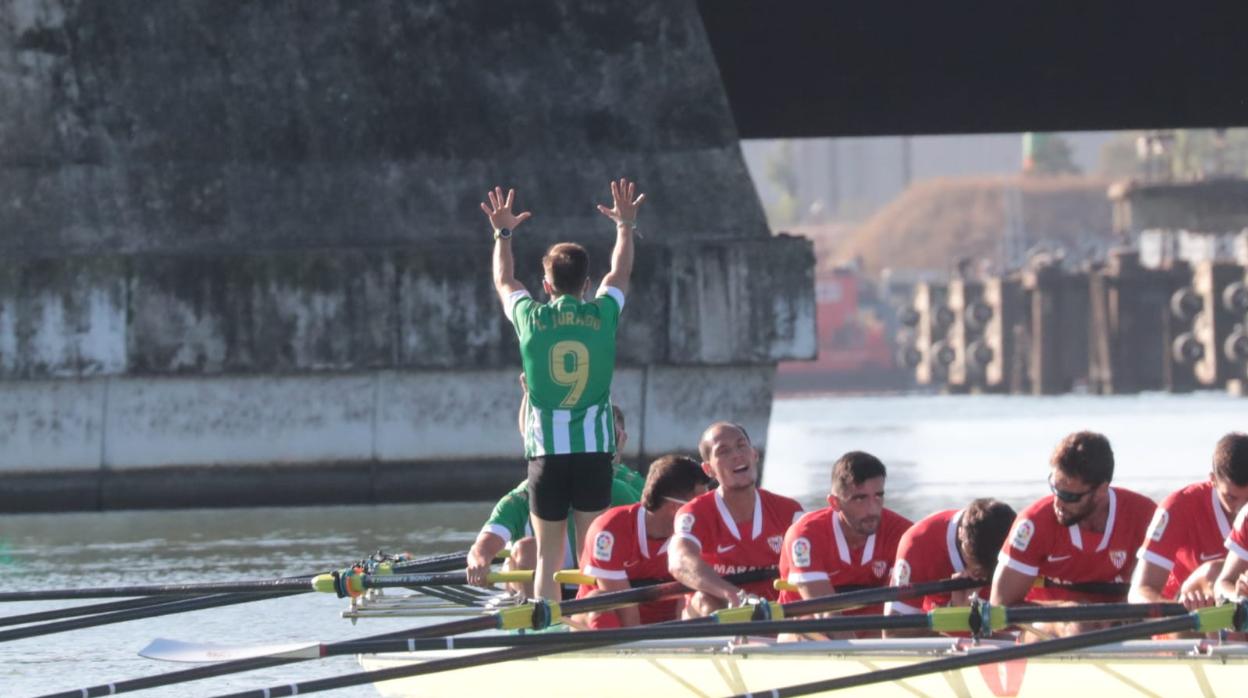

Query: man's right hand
480,186,532,234
466,550,492,587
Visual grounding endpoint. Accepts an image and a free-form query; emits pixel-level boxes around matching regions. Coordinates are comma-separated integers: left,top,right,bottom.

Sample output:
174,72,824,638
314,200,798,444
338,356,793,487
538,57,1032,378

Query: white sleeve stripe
482,524,513,544
1138,549,1175,571
599,286,626,311
583,565,629,581
1226,538,1248,561
671,532,702,549
504,290,531,322
886,600,923,615
999,553,1039,577
786,572,830,584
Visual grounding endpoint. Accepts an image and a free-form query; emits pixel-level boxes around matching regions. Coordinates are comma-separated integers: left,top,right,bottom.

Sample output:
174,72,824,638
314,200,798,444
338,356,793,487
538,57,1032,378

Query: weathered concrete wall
0,365,777,511
0,0,814,510
0,0,765,255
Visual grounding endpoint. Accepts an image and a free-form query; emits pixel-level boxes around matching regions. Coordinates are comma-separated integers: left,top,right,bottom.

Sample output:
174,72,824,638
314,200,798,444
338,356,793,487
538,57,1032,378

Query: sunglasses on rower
1048,473,1095,503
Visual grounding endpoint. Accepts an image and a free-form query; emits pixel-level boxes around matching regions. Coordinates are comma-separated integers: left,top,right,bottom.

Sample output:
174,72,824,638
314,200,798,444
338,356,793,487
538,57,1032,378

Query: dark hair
959,498,1017,575
641,455,711,511
1214,432,1248,486
831,451,887,495
542,242,590,296
697,422,751,461
1051,431,1114,486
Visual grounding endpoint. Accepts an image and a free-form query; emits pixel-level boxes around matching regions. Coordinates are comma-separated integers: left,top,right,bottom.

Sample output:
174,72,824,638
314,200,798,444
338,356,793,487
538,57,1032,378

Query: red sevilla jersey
1138,481,1233,598
777,506,912,610
999,487,1156,602
576,503,675,626
885,509,985,614
1227,505,1248,561
672,488,804,599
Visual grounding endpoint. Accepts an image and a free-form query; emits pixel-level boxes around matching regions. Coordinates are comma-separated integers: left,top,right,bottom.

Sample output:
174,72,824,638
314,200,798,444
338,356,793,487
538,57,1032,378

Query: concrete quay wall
0,365,777,512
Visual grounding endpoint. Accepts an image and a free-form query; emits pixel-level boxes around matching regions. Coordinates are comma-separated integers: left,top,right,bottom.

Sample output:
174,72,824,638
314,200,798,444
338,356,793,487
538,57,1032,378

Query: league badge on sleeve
1010,519,1035,552
892,559,911,586
791,537,812,567
676,513,696,534
593,531,615,562
1147,509,1169,543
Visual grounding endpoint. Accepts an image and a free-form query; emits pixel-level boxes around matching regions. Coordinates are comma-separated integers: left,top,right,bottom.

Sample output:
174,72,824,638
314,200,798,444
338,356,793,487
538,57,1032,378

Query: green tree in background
1098,128,1248,180
1023,132,1081,175
765,140,801,225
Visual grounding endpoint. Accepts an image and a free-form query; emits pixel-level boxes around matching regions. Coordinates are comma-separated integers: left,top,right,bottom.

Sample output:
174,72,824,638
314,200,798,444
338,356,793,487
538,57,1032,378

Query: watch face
498,227,512,239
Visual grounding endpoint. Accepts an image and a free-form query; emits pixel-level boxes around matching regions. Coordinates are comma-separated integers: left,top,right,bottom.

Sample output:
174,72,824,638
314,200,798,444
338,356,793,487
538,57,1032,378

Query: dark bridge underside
699,3,1248,138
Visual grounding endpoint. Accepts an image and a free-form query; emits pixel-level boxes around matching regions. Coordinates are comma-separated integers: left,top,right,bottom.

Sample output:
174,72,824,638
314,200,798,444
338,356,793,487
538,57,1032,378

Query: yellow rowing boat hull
359,638,1247,697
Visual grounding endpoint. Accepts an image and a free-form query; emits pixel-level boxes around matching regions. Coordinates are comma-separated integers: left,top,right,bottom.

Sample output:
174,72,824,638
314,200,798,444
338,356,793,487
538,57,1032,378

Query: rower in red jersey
574,454,711,628
992,431,1156,637
667,422,804,618
1131,433,1248,609
778,451,911,634
884,498,1016,630
1216,502,1248,603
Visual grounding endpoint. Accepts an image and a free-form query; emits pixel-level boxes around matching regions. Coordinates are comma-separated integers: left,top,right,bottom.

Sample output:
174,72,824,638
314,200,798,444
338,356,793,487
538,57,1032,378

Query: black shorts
527,452,613,521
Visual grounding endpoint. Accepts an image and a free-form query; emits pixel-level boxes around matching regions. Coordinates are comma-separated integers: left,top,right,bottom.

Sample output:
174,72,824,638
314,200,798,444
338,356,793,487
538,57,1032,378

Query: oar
0,595,194,628
206,583,1193,698
733,602,1247,698
141,597,1203,665
0,549,472,643
0,549,473,602
44,569,777,698
0,592,297,644
311,569,596,597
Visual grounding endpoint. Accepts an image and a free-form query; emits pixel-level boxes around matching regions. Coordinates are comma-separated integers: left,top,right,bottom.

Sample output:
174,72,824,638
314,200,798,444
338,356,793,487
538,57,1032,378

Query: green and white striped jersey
507,287,624,458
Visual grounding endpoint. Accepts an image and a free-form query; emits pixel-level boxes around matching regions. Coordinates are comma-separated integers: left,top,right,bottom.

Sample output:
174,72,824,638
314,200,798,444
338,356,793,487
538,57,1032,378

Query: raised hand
596,178,646,226
480,186,532,232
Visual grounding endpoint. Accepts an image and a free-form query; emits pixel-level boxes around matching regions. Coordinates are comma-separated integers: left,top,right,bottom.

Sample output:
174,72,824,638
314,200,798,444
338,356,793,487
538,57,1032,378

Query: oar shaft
782,577,981,617
0,592,297,645
0,578,314,602
0,595,192,628
1007,601,1186,624
336,614,929,655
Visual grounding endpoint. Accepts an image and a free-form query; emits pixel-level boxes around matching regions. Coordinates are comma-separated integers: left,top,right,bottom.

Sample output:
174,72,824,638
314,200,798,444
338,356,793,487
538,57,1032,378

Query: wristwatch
494,227,512,241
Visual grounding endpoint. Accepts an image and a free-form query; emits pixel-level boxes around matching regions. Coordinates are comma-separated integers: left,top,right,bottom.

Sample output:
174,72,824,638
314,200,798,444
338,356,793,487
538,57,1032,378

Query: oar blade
140,638,321,663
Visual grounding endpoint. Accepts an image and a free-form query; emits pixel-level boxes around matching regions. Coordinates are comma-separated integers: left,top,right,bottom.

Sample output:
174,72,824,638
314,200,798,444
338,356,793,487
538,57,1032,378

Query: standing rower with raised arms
482,179,644,602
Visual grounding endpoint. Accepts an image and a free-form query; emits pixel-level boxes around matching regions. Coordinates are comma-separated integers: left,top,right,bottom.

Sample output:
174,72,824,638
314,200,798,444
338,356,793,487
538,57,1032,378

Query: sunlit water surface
2,392,1245,696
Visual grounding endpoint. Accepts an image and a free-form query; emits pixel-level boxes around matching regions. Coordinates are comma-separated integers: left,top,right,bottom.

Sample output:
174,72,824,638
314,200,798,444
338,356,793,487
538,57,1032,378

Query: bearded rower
778,451,911,633
992,431,1156,637
1131,432,1248,609
667,422,804,617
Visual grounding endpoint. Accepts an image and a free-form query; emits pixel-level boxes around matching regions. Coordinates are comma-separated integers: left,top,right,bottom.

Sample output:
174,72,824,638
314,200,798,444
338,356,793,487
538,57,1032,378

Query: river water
1,392,1244,697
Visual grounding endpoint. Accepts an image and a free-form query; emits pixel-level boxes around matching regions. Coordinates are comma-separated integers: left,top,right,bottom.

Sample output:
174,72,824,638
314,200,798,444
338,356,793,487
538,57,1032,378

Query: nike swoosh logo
1199,552,1225,562
623,560,639,567
1046,554,1072,562
716,544,737,553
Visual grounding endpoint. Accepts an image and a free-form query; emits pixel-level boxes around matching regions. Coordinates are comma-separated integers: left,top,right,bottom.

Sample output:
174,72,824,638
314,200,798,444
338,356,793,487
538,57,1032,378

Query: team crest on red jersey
767,535,783,554
871,559,888,578
676,513,695,534
1109,550,1127,569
